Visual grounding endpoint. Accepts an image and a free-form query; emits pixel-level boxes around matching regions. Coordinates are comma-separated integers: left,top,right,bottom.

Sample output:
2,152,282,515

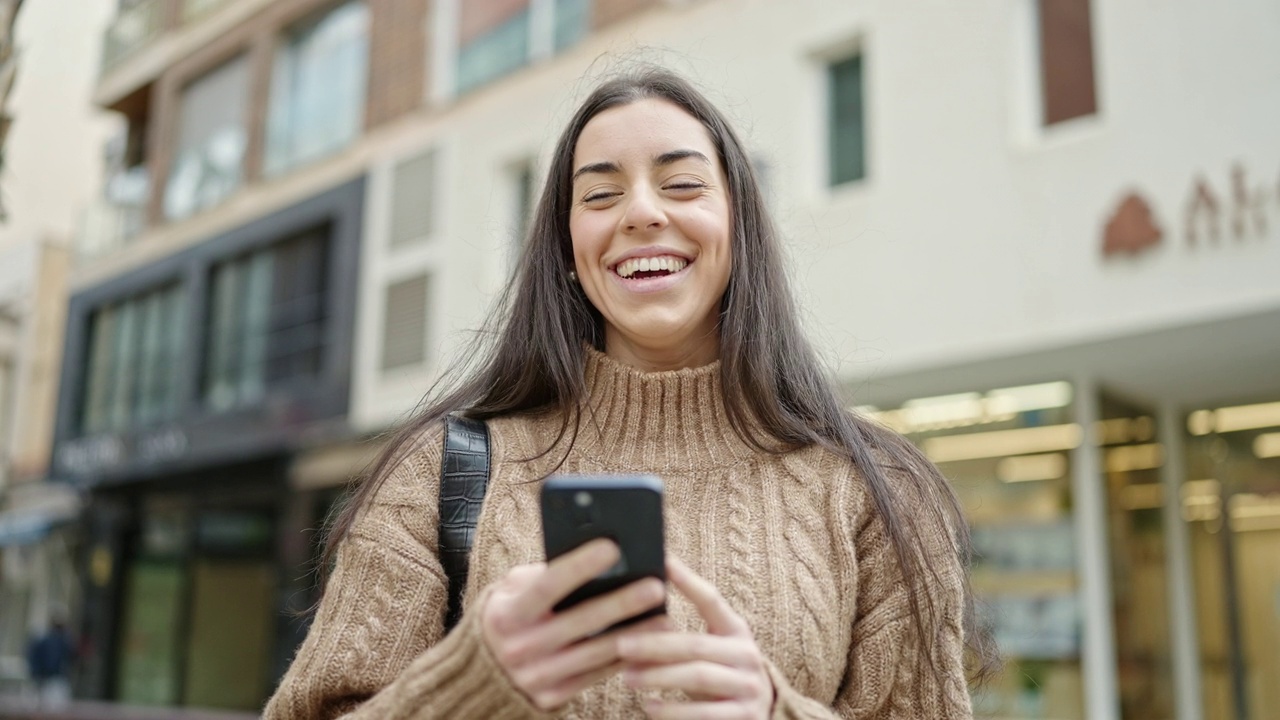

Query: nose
621,187,668,234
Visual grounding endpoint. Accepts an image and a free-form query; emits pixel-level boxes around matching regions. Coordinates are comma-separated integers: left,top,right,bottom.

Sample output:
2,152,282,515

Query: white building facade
349,2,1280,720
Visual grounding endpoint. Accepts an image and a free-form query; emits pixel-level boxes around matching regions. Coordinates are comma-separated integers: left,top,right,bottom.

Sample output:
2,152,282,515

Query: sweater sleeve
769,465,974,720
262,433,552,720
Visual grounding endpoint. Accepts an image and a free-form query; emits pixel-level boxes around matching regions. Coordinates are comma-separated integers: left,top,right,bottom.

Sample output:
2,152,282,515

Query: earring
568,270,578,283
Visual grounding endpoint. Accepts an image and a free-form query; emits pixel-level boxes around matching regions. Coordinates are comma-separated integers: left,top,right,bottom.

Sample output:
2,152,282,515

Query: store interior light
1187,409,1215,436
1187,401,1280,436
986,381,1074,413
996,453,1066,483
1120,483,1164,511
1104,443,1164,473
864,381,1073,435
1181,479,1221,522
1253,432,1280,459
923,424,1083,463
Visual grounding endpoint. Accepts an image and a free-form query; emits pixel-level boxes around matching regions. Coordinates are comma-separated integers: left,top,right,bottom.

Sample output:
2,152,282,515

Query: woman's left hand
617,556,774,720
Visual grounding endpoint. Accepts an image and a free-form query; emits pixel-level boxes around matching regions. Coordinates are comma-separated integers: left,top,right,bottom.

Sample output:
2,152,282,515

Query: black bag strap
439,414,491,634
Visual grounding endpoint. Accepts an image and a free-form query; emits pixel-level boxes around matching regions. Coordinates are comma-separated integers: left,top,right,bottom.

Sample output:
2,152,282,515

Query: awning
0,481,82,547
0,510,61,546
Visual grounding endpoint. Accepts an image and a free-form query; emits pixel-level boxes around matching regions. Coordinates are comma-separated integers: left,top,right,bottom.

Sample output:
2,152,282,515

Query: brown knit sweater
264,349,972,719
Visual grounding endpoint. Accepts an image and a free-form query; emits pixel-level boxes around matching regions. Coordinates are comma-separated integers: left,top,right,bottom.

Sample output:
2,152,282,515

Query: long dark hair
322,67,997,683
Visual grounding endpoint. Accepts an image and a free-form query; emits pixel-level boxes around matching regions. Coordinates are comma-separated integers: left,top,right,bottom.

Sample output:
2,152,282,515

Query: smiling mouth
612,255,691,280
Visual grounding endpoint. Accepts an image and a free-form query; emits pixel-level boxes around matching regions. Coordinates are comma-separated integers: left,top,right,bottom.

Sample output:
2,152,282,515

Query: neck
603,325,720,372
558,346,759,471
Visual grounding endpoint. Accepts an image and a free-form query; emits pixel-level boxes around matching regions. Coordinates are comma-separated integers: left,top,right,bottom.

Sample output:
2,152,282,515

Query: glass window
864,382,1085,718
81,285,186,435
204,227,329,411
456,0,591,93
553,0,590,51
511,158,536,248
457,0,530,93
265,1,370,176
828,53,866,186
1037,0,1098,125
164,55,250,220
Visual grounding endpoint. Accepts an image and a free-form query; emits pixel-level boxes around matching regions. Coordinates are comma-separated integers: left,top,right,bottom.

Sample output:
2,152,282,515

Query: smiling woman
264,68,995,720
569,99,732,370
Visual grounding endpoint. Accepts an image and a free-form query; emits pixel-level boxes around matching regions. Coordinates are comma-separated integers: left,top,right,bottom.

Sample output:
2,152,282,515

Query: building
0,0,117,696
55,0,1279,718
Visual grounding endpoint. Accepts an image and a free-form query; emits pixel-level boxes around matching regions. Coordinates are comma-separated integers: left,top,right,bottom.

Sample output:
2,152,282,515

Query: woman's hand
617,557,774,719
480,538,671,711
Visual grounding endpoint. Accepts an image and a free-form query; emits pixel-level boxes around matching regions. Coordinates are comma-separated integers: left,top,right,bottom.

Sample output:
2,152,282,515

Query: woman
265,68,993,719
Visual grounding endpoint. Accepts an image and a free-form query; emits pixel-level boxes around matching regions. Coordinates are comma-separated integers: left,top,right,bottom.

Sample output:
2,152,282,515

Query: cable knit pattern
264,348,972,719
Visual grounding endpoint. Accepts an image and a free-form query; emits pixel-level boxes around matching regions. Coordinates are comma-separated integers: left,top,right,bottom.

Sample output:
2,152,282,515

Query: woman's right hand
480,538,669,711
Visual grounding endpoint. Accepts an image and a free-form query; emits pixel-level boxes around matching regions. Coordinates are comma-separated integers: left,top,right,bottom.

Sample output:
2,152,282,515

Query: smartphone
540,474,666,624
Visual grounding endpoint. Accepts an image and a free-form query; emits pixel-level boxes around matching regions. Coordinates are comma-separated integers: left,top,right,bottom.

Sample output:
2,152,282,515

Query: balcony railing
74,167,151,264
101,0,165,74
181,0,233,25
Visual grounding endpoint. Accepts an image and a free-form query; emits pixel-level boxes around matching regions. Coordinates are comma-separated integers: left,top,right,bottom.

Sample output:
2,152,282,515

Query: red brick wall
366,0,428,129
592,0,657,30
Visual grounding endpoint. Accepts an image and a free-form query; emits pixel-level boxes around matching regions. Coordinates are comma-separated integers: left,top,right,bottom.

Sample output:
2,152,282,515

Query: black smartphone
540,474,666,625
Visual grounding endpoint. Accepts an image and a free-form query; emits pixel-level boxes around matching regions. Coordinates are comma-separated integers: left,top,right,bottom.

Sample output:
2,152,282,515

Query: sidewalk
0,697,259,720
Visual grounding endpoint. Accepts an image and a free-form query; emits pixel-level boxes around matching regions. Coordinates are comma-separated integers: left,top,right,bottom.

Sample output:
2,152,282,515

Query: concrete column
428,0,459,107
1159,402,1205,720
1071,377,1120,720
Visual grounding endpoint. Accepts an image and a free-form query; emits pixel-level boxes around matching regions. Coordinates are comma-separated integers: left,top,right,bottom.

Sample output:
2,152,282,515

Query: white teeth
615,255,689,278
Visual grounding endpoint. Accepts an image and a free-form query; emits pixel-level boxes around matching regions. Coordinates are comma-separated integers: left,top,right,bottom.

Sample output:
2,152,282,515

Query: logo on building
1103,161,1277,258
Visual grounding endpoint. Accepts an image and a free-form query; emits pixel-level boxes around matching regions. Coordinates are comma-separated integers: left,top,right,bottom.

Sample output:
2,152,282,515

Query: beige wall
0,0,119,252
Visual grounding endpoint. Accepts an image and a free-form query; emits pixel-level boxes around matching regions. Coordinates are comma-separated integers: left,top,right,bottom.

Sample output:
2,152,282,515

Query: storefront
853,305,1280,720
52,178,365,709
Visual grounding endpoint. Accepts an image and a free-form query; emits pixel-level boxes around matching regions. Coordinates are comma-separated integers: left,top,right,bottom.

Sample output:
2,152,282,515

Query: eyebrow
570,149,712,184
654,149,711,168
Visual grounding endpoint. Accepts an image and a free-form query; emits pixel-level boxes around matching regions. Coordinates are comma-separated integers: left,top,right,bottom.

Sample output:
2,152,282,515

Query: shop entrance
114,488,279,711
1183,399,1280,720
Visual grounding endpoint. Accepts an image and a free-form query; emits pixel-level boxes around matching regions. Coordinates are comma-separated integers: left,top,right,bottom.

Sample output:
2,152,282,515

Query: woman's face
569,98,732,371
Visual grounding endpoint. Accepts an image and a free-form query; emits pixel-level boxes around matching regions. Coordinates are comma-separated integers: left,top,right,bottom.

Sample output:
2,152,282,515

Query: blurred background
0,0,1276,718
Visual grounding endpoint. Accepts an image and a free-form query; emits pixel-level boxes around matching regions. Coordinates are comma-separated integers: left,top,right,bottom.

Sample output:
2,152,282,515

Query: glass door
1097,392,1175,719
1184,399,1280,720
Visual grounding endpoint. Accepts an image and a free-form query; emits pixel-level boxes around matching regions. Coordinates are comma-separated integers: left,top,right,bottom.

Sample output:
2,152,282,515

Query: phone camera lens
574,491,592,507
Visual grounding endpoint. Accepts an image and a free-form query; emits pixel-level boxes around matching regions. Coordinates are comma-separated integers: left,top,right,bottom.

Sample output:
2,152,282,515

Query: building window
389,149,438,248
81,285,186,434
827,53,866,187
204,227,328,411
265,1,370,176
164,55,251,221
1037,0,1098,125
380,273,429,371
511,159,537,247
553,0,590,51
456,0,591,94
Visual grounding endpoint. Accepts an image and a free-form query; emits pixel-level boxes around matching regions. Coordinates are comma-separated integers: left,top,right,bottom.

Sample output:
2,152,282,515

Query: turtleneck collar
569,345,761,471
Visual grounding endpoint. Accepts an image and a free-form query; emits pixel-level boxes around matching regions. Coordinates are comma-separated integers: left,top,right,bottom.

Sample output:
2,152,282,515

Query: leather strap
439,414,491,634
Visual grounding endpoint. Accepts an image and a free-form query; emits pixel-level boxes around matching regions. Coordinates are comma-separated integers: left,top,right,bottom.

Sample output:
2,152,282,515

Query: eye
583,190,620,203
664,181,707,194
